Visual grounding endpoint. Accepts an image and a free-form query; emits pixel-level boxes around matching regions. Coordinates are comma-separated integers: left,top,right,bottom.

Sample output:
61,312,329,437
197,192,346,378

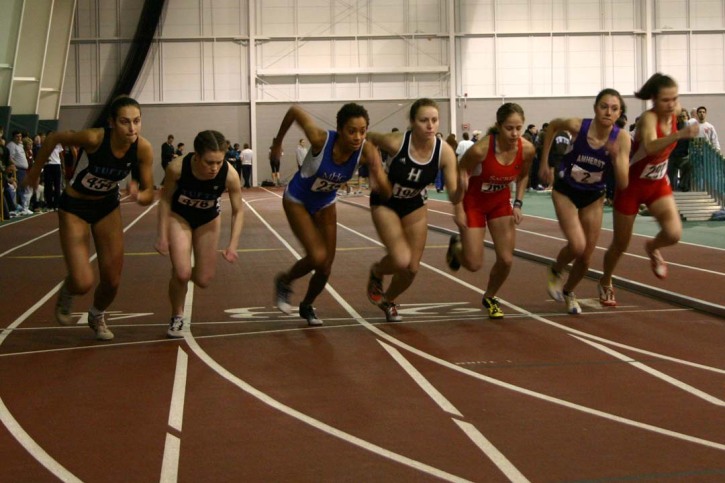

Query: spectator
455,132,474,160
668,109,691,191
694,106,720,151
161,134,176,172
240,143,253,188
43,131,64,211
295,138,308,170
226,141,241,178
6,131,33,215
175,142,185,157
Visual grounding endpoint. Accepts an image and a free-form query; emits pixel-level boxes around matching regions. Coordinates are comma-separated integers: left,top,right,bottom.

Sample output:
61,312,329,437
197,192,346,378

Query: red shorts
462,189,513,228
613,175,672,215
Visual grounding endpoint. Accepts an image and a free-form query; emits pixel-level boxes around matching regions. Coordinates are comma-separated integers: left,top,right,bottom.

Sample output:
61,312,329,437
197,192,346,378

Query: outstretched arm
271,105,327,162
223,165,245,263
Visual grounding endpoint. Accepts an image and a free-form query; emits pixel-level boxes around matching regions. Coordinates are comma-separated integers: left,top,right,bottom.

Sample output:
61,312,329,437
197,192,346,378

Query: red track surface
1,187,723,482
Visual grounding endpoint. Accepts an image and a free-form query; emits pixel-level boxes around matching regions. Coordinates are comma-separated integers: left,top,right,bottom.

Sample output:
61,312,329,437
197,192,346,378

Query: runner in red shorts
446,103,535,319
599,73,699,306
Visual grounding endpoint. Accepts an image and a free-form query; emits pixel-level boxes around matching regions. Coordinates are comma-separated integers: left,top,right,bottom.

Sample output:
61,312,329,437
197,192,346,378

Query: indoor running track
0,187,723,482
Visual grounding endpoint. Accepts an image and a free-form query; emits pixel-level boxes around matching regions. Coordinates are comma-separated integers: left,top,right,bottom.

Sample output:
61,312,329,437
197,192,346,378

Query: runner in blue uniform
538,88,631,314
365,98,459,322
155,130,244,338
272,103,391,326
26,95,154,340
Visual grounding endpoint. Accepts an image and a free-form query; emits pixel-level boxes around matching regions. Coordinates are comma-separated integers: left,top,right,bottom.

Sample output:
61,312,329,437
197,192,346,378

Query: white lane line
179,200,472,482
183,335,472,482
379,341,530,481
452,420,531,483
0,396,81,483
0,200,159,482
331,223,725,451
0,228,59,258
159,433,181,483
571,335,725,407
378,341,463,417
168,348,189,431
267,203,725,451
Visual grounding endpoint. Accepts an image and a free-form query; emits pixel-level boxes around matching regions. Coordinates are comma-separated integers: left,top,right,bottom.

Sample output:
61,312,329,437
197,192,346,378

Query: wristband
513,199,523,209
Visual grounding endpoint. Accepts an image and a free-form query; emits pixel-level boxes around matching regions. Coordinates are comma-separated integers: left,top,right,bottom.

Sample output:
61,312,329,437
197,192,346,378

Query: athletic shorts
59,191,120,225
462,189,512,228
270,158,281,174
614,176,672,216
369,192,425,219
554,178,604,210
284,189,336,215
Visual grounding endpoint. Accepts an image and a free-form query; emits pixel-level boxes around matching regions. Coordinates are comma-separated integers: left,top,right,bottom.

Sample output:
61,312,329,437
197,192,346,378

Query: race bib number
178,194,217,209
80,173,116,192
480,183,507,193
311,177,342,193
640,160,668,180
571,164,603,184
392,183,422,199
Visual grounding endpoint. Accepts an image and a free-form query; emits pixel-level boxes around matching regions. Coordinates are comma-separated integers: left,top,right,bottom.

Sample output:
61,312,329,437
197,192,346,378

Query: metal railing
689,137,725,207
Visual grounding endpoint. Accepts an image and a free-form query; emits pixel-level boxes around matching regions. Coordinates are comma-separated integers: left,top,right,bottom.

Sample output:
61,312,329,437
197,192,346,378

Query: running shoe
482,297,504,319
88,312,114,341
564,292,582,315
367,266,384,306
547,266,564,302
55,282,74,326
646,245,668,280
299,304,323,326
274,273,293,314
446,234,462,271
167,316,185,338
380,301,402,322
598,284,617,307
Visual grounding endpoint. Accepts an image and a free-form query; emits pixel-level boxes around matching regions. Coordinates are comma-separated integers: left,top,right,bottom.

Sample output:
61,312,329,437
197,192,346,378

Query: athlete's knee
193,273,214,289
69,275,94,295
173,267,192,285
307,246,328,269
661,227,681,245
461,256,482,272
391,249,412,272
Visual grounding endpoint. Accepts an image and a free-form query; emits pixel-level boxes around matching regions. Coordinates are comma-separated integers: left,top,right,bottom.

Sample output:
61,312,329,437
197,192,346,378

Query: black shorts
370,192,425,218
171,206,220,230
553,177,604,209
59,191,120,224
270,158,281,174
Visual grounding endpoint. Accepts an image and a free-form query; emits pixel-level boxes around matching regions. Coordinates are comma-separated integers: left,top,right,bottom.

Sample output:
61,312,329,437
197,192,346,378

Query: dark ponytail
634,73,677,101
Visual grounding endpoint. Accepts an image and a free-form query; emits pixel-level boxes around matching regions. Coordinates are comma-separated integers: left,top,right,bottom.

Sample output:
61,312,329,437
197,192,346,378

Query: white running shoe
564,292,582,315
274,273,293,315
88,312,114,340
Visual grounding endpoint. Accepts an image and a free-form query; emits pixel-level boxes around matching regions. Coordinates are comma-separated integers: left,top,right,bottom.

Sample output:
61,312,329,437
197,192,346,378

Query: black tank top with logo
70,128,138,196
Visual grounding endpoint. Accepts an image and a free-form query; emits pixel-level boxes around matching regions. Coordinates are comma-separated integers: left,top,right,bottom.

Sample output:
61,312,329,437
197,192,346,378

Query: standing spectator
268,139,283,186
523,124,541,190
693,106,720,151
668,109,691,191
295,138,308,170
533,122,549,189
43,131,64,211
7,131,33,215
455,132,474,160
161,134,176,172
240,143,253,188
225,141,241,178
175,142,185,157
